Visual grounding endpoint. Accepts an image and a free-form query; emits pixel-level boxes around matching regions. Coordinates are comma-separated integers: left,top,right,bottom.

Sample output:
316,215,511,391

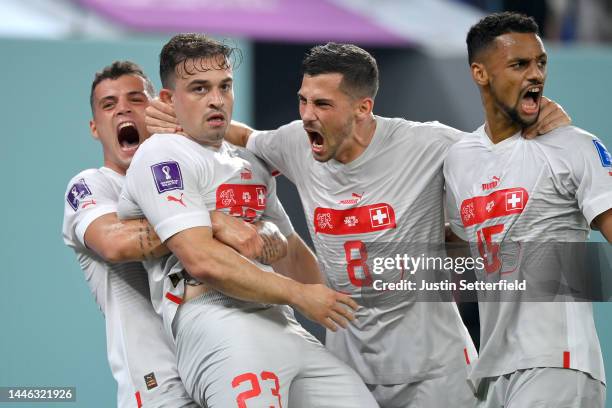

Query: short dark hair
90,60,155,113
159,33,241,89
302,43,379,99
466,12,539,64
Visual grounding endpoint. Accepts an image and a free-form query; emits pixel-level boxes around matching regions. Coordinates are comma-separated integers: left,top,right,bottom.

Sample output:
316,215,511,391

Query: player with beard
145,43,571,407
443,12,612,407
118,34,378,408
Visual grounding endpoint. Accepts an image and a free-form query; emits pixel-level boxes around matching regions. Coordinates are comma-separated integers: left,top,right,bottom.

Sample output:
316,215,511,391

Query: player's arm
272,233,325,284
85,211,263,263
523,96,572,138
84,214,167,262
166,227,355,331
592,209,612,242
253,220,288,265
145,98,253,146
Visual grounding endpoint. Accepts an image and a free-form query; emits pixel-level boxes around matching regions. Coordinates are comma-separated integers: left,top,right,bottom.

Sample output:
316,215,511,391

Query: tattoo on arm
257,230,285,265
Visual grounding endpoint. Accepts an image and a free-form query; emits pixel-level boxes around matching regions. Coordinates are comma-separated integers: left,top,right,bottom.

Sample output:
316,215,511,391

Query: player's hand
210,212,264,260
292,284,358,332
523,96,571,139
145,98,183,134
254,221,288,264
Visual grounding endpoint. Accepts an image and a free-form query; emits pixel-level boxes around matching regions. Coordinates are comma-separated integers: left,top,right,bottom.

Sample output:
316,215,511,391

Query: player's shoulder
380,116,465,144
65,168,108,190
536,125,605,153
445,129,482,157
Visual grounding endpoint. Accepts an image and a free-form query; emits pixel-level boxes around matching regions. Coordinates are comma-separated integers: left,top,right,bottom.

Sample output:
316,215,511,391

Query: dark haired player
444,12,612,407
147,41,572,407
62,61,199,407
118,34,377,408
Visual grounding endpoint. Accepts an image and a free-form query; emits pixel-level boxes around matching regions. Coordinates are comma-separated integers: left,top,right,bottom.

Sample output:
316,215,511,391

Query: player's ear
90,119,100,141
355,96,374,119
159,88,174,105
471,62,488,86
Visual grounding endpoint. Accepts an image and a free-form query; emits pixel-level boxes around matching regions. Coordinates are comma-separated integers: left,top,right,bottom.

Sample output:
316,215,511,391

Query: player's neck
103,159,127,176
336,115,377,164
484,110,522,144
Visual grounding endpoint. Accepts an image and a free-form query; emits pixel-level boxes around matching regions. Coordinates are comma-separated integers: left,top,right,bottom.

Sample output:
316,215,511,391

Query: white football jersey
444,125,612,387
246,117,477,384
118,134,294,339
62,167,193,408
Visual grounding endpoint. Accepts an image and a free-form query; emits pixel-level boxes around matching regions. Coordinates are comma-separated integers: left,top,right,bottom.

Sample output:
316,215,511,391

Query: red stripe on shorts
135,391,142,408
563,351,571,368
166,292,183,304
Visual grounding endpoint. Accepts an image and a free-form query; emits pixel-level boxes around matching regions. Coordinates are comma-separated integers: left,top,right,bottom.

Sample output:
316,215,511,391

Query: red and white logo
338,192,364,205
482,176,500,191
167,193,186,207
369,206,391,228
505,190,524,211
240,168,252,180
219,188,237,207
460,187,529,227
314,203,396,235
80,199,96,209
344,215,359,227
256,187,266,206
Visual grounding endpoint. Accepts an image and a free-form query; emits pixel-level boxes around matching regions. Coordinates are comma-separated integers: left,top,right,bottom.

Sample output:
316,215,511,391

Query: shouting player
62,61,199,407
444,12,612,407
118,34,378,407
146,42,572,407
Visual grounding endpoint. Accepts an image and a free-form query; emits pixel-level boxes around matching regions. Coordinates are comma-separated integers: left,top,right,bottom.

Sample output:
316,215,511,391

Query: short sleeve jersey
62,167,192,408
118,134,294,339
246,116,477,384
444,125,612,386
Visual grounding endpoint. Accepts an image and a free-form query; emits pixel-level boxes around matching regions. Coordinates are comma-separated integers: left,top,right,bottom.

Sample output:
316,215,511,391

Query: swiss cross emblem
256,187,266,206
219,189,236,206
317,213,333,230
344,215,358,227
505,190,524,210
369,206,391,228
461,202,475,223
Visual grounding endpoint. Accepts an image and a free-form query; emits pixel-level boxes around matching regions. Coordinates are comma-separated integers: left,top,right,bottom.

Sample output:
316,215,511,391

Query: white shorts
366,366,476,408
172,291,378,408
476,367,606,408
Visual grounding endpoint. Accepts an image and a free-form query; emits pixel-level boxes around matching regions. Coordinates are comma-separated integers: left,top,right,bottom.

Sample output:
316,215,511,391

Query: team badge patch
151,161,183,193
593,140,611,168
144,372,158,390
67,179,92,211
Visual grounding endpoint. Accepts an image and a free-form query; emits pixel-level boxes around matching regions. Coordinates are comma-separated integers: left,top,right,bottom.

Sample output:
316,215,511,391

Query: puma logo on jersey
240,168,252,180
338,192,364,205
482,176,500,191
81,199,96,209
167,193,186,207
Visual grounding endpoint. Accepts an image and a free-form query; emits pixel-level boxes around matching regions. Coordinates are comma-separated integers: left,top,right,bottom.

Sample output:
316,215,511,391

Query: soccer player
62,61,199,407
118,34,378,408
443,12,612,407
63,61,273,407
146,42,572,407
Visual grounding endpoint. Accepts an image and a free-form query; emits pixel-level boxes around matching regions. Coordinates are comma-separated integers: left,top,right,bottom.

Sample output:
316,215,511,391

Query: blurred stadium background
1,0,610,406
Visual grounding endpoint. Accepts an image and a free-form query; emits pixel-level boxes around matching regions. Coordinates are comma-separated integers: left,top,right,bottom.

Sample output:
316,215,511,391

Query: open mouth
306,130,324,153
117,121,140,152
206,113,225,127
520,86,542,116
